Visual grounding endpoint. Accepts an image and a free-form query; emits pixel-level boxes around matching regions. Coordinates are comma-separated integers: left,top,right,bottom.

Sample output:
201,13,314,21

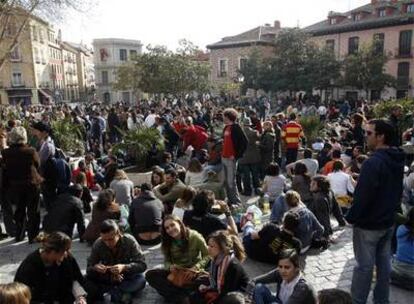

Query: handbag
167,267,209,288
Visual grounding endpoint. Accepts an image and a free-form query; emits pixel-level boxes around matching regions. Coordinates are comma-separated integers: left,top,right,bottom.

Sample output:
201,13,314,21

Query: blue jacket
346,148,404,230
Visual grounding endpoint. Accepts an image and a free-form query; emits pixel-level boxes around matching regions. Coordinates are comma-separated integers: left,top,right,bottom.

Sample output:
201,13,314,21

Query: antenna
297,20,300,28
348,0,351,11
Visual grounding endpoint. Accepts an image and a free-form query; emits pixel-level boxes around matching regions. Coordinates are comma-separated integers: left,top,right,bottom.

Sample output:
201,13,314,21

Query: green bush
113,127,164,168
299,115,323,146
374,99,414,130
51,119,85,156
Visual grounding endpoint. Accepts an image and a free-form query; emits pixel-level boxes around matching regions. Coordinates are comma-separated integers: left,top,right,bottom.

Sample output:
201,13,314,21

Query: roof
305,1,414,36
207,25,281,49
64,41,93,54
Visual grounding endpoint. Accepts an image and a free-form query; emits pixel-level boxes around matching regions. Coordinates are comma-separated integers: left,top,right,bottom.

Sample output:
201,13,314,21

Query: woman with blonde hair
190,230,249,304
110,169,134,206
0,282,31,304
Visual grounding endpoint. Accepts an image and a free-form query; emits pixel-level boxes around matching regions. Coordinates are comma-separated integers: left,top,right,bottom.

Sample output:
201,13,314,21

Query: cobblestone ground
0,225,412,303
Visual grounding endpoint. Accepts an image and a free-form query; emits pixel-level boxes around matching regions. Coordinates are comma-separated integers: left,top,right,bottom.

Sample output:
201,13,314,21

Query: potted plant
50,118,85,156
113,127,165,185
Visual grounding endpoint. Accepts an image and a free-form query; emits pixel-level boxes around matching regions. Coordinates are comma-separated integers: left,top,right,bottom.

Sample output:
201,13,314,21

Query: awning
38,88,53,100
6,89,33,98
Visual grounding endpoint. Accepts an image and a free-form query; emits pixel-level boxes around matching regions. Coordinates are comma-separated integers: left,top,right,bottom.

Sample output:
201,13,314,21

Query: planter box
124,166,152,186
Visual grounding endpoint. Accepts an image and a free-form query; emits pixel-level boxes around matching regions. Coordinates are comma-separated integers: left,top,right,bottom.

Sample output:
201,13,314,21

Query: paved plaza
0,221,412,303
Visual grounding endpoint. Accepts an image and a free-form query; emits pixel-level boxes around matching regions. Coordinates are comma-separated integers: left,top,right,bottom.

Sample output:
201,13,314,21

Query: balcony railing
396,77,412,89
395,47,414,58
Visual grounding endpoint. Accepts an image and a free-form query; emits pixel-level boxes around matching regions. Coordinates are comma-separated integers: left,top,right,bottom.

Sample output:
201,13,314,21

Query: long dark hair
96,189,115,211
161,215,190,258
294,162,310,184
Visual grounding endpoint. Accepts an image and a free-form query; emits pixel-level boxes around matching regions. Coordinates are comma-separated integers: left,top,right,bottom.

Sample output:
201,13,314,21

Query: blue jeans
222,157,241,205
351,226,393,304
110,273,146,301
253,283,280,304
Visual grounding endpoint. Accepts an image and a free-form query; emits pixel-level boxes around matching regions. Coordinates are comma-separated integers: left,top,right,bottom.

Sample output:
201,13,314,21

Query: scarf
209,253,233,293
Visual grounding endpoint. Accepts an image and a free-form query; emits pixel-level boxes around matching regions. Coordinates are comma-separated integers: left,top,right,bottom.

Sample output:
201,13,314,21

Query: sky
59,0,369,51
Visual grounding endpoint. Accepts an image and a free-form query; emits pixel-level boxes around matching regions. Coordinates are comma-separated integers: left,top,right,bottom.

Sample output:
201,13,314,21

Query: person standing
2,127,42,243
222,108,248,205
389,104,403,147
346,119,405,304
281,113,304,165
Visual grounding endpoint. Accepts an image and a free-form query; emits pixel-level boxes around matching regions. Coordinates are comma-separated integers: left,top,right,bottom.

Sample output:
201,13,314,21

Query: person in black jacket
222,108,248,205
189,230,249,304
42,184,86,240
251,249,316,304
14,232,88,304
388,104,403,147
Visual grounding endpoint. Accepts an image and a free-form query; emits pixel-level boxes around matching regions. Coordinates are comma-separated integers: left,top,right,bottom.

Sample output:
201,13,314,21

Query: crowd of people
0,97,413,304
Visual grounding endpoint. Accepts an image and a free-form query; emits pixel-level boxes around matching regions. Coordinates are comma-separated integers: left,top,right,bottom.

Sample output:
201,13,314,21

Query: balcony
11,81,26,88
396,77,412,89
395,47,414,58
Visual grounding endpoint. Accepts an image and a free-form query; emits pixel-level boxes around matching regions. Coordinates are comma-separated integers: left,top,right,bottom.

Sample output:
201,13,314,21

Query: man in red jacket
182,117,208,153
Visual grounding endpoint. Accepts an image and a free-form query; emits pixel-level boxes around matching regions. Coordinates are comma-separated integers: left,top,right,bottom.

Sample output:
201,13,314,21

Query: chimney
274,20,281,29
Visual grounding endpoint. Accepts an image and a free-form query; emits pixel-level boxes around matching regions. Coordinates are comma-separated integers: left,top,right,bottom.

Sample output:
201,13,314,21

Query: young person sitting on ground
86,220,147,303
14,232,88,304
145,215,210,303
189,230,249,304
251,249,317,304
128,183,164,245
183,190,238,239
242,212,301,264
153,168,187,214
0,282,31,304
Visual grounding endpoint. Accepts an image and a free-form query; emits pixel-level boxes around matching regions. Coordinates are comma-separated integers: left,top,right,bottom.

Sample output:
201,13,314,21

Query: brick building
207,21,283,93
305,0,414,101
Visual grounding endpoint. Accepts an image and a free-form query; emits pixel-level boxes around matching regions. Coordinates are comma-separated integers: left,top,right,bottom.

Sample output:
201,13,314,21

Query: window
218,59,228,77
330,18,337,25
348,37,359,55
10,46,20,60
373,33,385,55
120,49,127,61
378,9,386,17
129,50,137,59
39,29,44,43
102,71,109,85
34,47,40,63
326,39,335,52
12,72,23,86
41,49,46,64
353,14,362,21
31,26,37,41
122,91,130,103
239,58,248,70
397,62,410,88
407,4,414,13
399,30,412,56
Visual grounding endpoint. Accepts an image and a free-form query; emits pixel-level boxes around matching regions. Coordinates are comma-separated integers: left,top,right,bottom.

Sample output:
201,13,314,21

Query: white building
93,38,142,104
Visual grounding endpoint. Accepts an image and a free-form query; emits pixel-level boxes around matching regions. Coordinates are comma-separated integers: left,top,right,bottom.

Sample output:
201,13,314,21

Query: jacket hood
139,190,157,200
372,147,405,172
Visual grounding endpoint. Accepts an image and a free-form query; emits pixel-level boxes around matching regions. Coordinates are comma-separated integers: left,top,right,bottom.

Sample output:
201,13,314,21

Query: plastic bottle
263,194,270,214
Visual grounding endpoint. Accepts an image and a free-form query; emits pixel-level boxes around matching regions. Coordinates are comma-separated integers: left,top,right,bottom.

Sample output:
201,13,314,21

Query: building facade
0,9,95,105
305,0,414,101
93,38,142,104
207,21,282,93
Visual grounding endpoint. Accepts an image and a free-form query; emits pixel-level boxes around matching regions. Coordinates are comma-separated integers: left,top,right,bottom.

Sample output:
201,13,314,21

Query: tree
307,46,342,95
343,40,396,100
114,43,210,98
0,0,93,72
238,48,263,94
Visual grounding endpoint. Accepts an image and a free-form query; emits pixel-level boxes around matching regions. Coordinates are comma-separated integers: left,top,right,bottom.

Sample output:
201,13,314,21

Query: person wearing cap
31,121,57,212
2,126,42,242
42,184,86,240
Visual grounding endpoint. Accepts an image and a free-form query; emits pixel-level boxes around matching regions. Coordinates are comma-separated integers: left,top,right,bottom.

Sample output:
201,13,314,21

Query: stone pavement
0,224,412,303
